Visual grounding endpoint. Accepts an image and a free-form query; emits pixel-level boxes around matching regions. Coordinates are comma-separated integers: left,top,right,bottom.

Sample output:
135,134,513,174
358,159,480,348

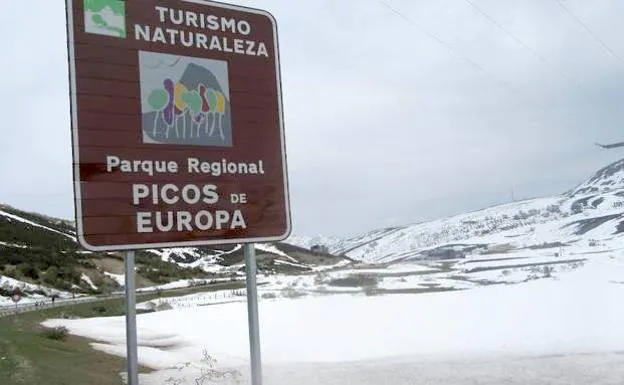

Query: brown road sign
65,0,291,251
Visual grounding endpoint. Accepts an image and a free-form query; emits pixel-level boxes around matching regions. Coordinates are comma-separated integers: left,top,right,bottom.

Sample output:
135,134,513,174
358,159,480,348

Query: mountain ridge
288,157,624,263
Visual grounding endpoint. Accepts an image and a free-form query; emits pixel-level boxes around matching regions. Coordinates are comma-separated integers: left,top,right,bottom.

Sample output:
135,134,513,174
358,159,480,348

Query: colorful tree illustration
182,90,203,138
162,79,175,138
214,91,226,140
198,84,213,135
173,83,189,139
147,89,169,136
202,88,227,140
144,77,229,142
205,88,219,136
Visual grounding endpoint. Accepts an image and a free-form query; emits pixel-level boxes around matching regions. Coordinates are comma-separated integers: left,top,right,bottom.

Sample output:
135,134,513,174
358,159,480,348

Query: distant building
422,246,466,260
311,244,329,254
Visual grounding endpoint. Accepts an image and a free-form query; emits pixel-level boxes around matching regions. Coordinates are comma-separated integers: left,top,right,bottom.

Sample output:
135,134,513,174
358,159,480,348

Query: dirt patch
90,258,124,274
87,258,154,288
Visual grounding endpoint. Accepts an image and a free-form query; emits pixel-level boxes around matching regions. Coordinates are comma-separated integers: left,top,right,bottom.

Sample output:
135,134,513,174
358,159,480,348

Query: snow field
41,256,624,385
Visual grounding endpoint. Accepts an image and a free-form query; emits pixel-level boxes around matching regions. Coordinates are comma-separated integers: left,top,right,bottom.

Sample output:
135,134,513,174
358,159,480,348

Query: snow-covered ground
42,251,624,384
333,263,435,275
149,247,226,272
135,277,239,294
123,247,604,309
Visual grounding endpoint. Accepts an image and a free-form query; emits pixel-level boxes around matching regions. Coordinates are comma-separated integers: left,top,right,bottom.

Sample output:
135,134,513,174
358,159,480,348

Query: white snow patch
256,244,300,263
310,259,352,272
104,272,125,286
274,259,309,269
0,241,28,248
137,289,247,310
284,234,341,251
136,277,240,294
81,273,98,291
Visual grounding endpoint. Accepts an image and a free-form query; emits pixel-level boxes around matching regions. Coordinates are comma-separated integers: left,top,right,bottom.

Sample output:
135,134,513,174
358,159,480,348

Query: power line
555,0,624,64
462,0,595,104
377,0,546,110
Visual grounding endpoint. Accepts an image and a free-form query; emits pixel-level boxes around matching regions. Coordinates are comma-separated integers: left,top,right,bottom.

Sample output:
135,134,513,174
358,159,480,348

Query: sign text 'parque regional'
65,0,291,251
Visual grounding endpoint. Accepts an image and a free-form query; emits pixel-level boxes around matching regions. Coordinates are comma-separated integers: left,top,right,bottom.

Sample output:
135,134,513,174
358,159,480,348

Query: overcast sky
1,0,624,238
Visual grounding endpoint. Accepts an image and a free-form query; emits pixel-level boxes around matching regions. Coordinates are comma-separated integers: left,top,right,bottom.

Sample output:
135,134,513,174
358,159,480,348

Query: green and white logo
84,0,126,38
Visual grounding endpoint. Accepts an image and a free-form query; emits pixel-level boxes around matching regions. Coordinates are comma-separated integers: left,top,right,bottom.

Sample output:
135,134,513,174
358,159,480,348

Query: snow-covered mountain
326,158,624,263
567,158,624,197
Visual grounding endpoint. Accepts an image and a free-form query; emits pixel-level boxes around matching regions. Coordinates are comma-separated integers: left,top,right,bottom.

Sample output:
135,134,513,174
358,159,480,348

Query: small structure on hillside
311,244,329,255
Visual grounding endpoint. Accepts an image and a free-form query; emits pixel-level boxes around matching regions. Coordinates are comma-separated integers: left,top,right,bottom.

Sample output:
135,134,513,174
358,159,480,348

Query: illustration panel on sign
83,0,127,38
139,51,233,147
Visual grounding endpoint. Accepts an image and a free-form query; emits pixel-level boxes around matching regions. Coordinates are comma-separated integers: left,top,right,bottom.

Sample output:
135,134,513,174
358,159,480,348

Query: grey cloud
2,0,623,238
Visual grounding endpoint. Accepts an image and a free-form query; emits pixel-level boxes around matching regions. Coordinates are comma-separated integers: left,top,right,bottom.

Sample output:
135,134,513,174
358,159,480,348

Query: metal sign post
124,251,139,385
244,243,263,385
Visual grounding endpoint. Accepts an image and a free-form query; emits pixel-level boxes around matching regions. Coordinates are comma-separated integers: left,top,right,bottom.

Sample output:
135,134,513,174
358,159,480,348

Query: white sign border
65,0,292,252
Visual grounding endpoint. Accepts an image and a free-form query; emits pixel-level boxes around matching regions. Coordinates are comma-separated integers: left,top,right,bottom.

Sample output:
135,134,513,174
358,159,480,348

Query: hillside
0,205,345,301
302,158,624,263
7,157,624,300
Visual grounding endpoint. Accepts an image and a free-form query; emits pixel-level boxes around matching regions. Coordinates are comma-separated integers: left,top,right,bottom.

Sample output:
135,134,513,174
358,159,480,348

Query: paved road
0,280,245,318
0,294,121,318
